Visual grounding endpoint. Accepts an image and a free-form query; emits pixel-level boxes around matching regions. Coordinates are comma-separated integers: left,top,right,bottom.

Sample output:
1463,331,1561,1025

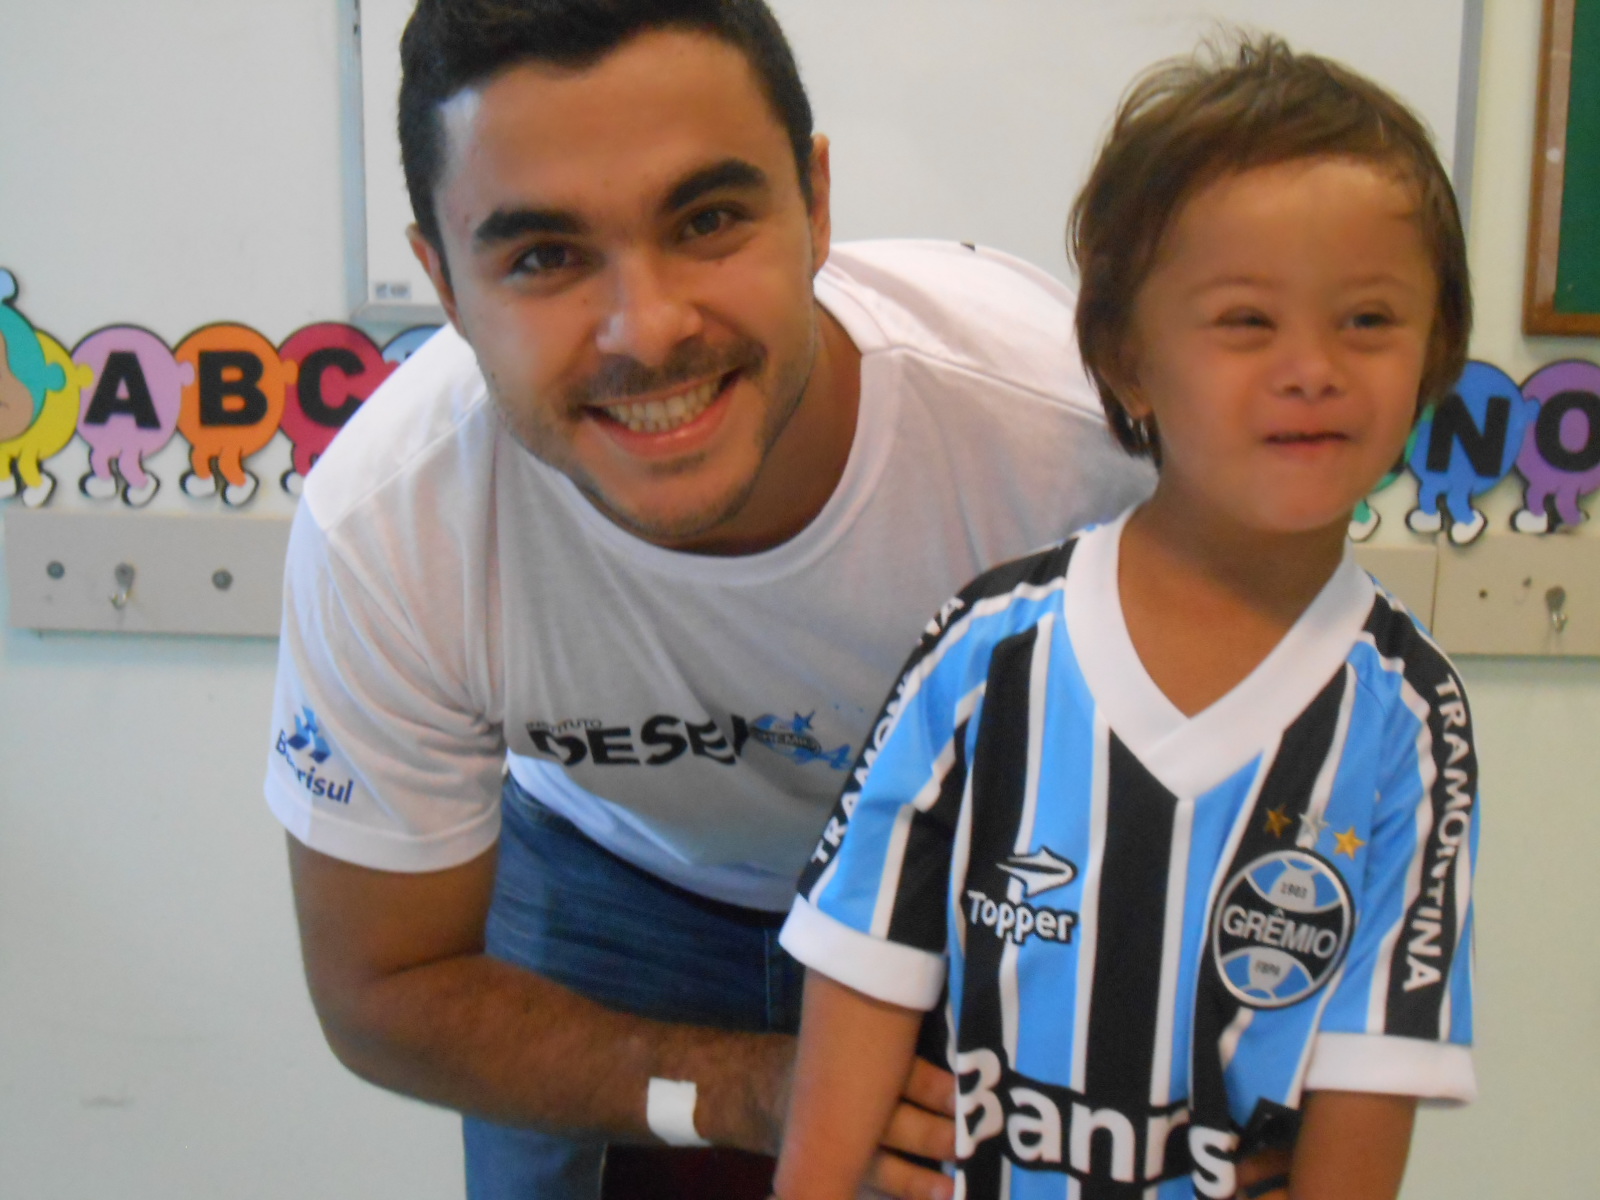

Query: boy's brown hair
1069,35,1471,461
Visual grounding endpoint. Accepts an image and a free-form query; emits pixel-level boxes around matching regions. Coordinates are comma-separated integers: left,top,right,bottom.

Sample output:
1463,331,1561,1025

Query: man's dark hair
399,0,815,253
1069,34,1471,462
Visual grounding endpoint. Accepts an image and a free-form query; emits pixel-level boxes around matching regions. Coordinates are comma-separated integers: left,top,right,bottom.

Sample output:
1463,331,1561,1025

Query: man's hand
862,1058,957,1200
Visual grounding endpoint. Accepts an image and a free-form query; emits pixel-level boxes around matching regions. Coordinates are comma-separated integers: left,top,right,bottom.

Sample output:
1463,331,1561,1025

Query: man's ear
805,134,833,275
408,225,465,334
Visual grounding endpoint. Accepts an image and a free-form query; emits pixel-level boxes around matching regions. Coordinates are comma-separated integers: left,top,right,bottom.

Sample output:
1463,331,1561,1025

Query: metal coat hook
110,563,136,610
1546,585,1568,633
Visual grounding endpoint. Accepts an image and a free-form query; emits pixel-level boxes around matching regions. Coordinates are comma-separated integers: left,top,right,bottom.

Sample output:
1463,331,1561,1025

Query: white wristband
646,1077,712,1147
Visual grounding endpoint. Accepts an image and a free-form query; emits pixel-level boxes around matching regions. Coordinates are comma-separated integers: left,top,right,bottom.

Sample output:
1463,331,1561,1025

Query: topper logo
996,847,1078,897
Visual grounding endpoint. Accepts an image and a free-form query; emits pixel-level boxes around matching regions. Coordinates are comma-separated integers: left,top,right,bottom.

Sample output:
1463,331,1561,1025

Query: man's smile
594,372,734,435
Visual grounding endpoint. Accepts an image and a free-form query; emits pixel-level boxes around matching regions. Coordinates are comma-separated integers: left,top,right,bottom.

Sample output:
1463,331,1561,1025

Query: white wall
1402,4,1600,1195
1,2,1595,1197
0,3,463,1197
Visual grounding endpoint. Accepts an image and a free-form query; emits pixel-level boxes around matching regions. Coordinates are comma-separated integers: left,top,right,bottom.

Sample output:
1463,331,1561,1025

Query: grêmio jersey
781,512,1478,1198
264,240,1153,910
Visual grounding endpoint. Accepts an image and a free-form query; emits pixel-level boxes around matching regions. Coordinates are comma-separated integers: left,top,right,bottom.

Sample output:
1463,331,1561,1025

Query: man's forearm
288,836,792,1152
319,949,794,1151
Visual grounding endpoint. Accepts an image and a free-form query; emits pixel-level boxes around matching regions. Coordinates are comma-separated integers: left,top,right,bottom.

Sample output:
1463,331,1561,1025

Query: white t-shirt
265,240,1153,910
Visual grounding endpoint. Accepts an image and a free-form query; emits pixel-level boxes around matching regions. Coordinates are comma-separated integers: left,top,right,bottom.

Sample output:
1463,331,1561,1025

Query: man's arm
287,834,956,1190
287,835,789,1149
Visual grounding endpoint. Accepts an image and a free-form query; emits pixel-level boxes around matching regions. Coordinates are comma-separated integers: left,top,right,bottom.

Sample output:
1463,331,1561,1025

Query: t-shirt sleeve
1306,647,1478,1103
264,504,505,873
780,595,989,1011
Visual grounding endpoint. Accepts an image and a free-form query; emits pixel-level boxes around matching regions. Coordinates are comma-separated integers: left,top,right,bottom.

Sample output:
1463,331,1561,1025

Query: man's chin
582,479,762,553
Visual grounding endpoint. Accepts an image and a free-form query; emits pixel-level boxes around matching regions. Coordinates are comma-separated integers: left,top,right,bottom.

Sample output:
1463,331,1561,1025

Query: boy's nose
1274,326,1344,400
595,253,704,366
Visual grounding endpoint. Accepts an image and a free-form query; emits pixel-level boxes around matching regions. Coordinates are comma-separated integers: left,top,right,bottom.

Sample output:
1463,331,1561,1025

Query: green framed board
1527,0,1600,334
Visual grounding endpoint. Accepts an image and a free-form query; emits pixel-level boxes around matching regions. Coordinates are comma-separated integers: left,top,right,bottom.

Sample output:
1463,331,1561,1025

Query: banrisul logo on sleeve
274,706,358,804
1210,849,1352,1009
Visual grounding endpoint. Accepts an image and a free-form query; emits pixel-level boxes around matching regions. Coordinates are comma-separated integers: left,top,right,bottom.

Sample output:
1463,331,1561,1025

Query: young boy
772,37,1478,1200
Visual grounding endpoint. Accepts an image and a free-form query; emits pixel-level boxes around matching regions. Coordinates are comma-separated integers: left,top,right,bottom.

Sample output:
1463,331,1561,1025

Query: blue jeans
464,776,804,1200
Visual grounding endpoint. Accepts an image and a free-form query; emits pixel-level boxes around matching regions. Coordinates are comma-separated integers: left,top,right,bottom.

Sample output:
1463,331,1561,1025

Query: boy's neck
1118,496,1351,717
1129,494,1349,616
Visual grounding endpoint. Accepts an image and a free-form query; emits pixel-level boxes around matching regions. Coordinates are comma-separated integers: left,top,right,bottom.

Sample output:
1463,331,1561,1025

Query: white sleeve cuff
266,779,502,874
1304,1033,1477,1104
779,895,946,1011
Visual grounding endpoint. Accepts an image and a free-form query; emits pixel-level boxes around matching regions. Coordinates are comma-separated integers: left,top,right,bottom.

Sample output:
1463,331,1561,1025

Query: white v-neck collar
1064,510,1375,799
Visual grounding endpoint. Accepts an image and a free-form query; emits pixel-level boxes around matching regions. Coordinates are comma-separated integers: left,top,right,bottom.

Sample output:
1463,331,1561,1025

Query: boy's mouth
1264,431,1348,446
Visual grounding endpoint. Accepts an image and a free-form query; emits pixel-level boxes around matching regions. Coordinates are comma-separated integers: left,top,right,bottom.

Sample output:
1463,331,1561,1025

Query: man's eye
684,208,736,239
513,243,579,276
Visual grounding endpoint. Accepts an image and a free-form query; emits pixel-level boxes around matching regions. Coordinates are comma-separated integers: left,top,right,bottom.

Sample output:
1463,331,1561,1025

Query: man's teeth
601,379,721,434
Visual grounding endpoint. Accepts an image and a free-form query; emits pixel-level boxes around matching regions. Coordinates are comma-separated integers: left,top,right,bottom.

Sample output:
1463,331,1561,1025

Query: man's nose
594,252,703,365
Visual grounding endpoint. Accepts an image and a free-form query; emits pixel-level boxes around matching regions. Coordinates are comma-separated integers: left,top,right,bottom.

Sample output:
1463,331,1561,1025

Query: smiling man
266,2,1150,1198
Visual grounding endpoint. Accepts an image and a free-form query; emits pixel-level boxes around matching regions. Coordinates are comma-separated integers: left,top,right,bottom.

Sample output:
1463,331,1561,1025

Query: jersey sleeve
1306,640,1478,1103
780,589,995,1011
264,503,506,873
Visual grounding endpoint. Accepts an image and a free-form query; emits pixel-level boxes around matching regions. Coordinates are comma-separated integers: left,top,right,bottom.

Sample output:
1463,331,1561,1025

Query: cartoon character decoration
381,325,438,366
74,325,187,506
1405,361,1539,545
0,274,85,507
5,331,85,507
27,275,1600,545
1512,360,1600,533
0,271,55,443
278,323,396,496
175,323,288,507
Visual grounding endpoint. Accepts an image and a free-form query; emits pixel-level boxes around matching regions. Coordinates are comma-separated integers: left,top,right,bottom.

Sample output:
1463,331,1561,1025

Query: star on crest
1298,809,1330,846
1263,806,1293,837
1333,827,1367,859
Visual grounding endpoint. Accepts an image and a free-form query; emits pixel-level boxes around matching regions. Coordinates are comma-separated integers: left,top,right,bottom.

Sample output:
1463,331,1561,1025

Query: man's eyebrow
662,159,769,214
472,208,586,248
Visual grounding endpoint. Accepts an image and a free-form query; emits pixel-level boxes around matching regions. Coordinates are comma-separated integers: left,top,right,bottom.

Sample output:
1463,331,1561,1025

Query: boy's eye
1349,310,1394,330
512,242,582,277
1218,310,1271,329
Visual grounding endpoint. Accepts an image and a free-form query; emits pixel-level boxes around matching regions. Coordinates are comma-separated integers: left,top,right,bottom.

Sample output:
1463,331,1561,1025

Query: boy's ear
1100,334,1147,419
1105,359,1148,421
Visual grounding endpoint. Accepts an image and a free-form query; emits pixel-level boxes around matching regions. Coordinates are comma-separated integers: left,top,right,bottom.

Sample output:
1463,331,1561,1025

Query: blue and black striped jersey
782,512,1478,1200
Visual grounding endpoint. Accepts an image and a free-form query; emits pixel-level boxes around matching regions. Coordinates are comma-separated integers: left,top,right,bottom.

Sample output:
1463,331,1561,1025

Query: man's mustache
569,338,766,408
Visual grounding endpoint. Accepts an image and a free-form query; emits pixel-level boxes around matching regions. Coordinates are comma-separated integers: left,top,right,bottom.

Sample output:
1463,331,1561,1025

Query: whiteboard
350,0,1481,323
